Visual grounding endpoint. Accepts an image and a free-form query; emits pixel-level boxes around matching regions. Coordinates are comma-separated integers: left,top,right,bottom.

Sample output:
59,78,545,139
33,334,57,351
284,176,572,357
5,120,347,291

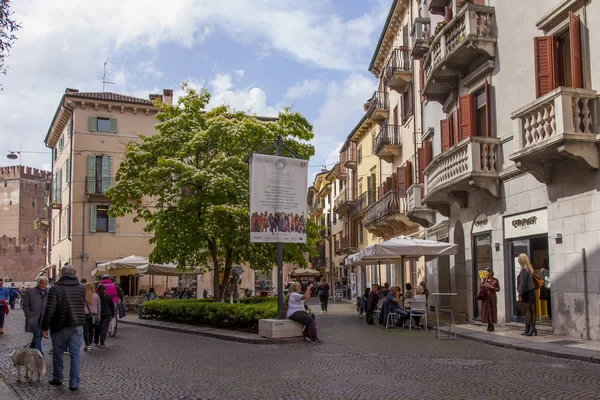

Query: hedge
142,298,277,331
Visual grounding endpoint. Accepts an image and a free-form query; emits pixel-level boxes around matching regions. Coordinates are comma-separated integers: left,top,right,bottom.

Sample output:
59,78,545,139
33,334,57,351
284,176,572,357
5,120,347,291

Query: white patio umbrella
135,263,200,277
91,255,149,277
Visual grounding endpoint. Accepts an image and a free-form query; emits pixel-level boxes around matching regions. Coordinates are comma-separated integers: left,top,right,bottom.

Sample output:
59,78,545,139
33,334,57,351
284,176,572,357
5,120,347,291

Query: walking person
9,283,20,310
0,278,10,334
22,276,49,353
95,284,115,347
517,254,537,337
83,282,100,351
317,278,330,313
480,268,500,332
41,265,85,390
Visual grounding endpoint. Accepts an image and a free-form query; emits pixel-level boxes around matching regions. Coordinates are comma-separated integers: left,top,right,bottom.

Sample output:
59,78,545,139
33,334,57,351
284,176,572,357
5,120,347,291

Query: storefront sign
504,209,548,239
472,214,492,234
249,154,308,243
350,272,357,300
334,287,343,302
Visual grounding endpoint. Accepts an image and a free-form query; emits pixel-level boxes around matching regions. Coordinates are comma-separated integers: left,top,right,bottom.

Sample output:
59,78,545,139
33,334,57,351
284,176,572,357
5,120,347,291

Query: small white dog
10,348,46,382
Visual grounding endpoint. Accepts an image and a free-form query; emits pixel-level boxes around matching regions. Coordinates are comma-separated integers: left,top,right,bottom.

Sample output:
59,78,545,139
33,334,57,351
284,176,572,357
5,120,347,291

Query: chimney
163,89,173,105
65,88,79,94
149,94,163,102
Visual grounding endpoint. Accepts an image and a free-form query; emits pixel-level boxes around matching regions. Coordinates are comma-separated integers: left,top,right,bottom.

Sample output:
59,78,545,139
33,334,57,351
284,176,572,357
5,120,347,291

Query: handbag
86,301,100,326
532,272,544,290
477,285,487,300
539,285,549,301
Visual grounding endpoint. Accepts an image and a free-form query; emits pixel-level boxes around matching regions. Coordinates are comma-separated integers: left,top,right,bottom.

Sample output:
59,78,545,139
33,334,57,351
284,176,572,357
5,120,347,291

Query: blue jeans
30,325,43,354
391,308,409,324
50,325,83,388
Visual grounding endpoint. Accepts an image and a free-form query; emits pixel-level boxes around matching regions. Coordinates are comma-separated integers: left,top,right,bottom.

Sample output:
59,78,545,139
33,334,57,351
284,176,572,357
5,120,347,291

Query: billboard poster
250,153,308,243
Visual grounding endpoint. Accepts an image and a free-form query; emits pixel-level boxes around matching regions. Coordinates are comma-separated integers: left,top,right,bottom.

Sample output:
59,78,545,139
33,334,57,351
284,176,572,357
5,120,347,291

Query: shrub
142,298,277,331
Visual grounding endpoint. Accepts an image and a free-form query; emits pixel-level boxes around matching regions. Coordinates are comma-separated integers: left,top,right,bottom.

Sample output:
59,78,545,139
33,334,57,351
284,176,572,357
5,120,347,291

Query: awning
35,264,56,280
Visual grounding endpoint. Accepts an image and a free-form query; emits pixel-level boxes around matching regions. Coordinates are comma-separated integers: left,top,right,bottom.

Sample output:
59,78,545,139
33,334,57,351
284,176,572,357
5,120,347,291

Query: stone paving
1,301,600,399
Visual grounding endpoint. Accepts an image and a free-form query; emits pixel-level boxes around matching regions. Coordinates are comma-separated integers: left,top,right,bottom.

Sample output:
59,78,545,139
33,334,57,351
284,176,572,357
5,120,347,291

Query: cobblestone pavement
1,301,600,400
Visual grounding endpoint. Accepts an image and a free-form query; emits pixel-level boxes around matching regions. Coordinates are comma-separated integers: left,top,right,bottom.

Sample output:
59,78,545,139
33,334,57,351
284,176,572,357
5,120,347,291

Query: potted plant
434,20,448,36
457,0,474,9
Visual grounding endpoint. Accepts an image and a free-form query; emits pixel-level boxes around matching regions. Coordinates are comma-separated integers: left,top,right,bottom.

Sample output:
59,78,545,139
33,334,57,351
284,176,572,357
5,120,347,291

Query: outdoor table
431,292,457,340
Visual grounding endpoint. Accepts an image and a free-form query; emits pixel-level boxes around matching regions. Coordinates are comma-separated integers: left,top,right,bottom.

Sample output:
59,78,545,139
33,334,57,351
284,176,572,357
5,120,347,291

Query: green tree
1,0,20,87
108,85,318,300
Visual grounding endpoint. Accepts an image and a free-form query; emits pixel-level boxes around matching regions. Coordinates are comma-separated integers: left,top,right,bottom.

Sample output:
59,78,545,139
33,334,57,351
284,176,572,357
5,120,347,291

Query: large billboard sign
250,154,308,243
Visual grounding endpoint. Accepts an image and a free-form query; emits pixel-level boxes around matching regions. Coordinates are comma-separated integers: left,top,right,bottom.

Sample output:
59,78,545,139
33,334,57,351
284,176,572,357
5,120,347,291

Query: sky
0,0,390,179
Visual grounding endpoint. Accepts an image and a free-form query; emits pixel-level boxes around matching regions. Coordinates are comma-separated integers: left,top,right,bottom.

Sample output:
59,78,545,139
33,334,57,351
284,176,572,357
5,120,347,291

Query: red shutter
418,147,426,183
569,11,583,89
397,167,406,192
441,119,451,151
485,81,491,137
391,172,397,191
453,109,460,144
386,177,392,194
405,160,412,187
424,140,433,167
445,6,452,22
534,36,558,98
459,93,475,138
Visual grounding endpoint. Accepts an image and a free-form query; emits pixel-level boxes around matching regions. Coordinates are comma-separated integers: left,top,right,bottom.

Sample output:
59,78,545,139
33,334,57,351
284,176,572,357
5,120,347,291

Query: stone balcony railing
423,136,501,216
411,17,431,59
510,87,600,183
423,3,496,104
406,183,435,228
363,189,416,238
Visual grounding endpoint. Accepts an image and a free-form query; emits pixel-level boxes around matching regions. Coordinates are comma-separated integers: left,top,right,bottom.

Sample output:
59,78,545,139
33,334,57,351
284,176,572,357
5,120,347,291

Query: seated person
287,282,323,344
404,283,414,309
366,284,380,325
386,286,409,326
411,285,427,327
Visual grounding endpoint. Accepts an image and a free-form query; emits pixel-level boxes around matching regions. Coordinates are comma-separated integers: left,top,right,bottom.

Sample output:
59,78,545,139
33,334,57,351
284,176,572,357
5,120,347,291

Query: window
91,204,115,233
371,133,376,151
476,89,487,138
66,158,71,183
87,155,111,194
448,113,456,147
358,222,364,244
402,82,414,124
53,148,57,161
556,31,572,87
357,147,363,164
32,202,35,207
88,116,117,133
58,136,64,152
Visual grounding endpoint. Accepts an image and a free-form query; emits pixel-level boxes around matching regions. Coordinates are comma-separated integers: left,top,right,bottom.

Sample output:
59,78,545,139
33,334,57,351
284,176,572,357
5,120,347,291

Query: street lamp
6,152,18,160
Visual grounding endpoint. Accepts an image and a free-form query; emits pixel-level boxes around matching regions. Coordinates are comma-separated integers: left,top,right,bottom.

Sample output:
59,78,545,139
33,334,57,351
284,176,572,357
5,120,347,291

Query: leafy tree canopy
107,84,318,299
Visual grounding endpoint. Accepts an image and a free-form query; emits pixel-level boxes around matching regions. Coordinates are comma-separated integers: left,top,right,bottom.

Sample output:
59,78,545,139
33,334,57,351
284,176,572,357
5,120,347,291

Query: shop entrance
472,233,492,319
508,235,551,324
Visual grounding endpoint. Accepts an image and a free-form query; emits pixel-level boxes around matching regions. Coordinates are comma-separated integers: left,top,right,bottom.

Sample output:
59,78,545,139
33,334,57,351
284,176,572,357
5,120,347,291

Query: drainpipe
582,248,590,340
81,196,86,279
67,108,73,243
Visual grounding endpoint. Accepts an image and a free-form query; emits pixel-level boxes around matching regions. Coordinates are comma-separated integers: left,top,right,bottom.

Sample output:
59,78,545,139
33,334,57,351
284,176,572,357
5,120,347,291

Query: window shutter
534,36,557,98
440,119,451,151
569,11,583,89
90,204,97,232
109,118,118,133
52,180,57,202
397,166,407,192
88,116,97,132
66,205,71,237
424,140,433,165
367,176,372,203
87,155,96,193
101,156,111,192
405,160,412,187
66,158,71,183
57,169,62,197
453,109,460,144
485,81,491,137
403,24,409,48
459,93,475,138
108,214,116,233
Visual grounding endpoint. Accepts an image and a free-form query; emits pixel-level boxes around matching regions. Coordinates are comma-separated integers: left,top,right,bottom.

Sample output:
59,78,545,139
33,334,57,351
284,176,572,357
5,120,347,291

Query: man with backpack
9,283,20,309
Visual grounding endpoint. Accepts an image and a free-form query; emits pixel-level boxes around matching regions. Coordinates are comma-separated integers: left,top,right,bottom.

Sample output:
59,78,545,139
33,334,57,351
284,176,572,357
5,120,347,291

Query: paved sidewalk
119,316,304,344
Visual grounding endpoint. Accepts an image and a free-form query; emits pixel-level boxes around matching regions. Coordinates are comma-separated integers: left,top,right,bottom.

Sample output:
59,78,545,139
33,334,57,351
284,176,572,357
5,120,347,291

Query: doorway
508,235,550,324
472,233,492,319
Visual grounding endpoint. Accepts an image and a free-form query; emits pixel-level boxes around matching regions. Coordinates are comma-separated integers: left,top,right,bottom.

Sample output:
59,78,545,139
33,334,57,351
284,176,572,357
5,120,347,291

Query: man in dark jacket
366,284,381,325
41,265,85,391
22,276,49,354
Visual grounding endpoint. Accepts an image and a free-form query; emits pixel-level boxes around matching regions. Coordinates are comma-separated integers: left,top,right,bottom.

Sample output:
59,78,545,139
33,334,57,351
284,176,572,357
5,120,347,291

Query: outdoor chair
374,298,384,326
409,300,427,331
386,312,400,329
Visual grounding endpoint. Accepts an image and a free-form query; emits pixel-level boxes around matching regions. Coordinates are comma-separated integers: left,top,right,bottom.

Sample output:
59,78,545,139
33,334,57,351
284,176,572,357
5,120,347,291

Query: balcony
383,48,412,93
411,17,431,59
423,4,496,104
428,0,452,16
349,191,371,218
50,189,61,209
363,189,417,238
406,183,436,228
344,142,357,170
319,182,332,198
510,87,600,184
85,177,114,197
374,124,402,161
334,188,353,215
423,136,501,216
365,91,389,123
338,157,348,180
335,235,358,255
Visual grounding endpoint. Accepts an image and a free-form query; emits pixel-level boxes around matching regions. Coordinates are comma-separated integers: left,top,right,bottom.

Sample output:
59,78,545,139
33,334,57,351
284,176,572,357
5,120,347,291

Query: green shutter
101,156,111,192
57,169,62,199
90,204,97,232
87,155,96,193
66,205,71,236
58,136,63,151
109,118,117,133
108,213,116,233
53,148,57,160
66,158,71,183
88,116,97,132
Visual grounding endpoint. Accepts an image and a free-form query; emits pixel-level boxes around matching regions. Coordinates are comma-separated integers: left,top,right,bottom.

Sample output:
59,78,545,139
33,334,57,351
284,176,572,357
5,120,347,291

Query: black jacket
517,269,535,297
41,275,85,333
99,293,115,318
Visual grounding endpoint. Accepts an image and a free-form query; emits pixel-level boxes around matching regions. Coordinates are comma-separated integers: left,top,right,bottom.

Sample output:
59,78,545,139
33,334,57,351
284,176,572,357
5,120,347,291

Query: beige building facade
44,88,176,294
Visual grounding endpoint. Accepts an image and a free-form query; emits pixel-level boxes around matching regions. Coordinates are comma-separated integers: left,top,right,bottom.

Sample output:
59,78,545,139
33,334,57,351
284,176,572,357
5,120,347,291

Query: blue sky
0,0,390,176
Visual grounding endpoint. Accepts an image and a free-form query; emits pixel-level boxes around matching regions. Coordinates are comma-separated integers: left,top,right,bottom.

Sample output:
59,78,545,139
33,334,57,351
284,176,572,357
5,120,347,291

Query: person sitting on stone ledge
286,282,322,344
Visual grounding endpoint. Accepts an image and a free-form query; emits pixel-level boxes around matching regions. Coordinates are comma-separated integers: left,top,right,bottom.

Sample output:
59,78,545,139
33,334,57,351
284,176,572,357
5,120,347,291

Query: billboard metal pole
276,136,284,319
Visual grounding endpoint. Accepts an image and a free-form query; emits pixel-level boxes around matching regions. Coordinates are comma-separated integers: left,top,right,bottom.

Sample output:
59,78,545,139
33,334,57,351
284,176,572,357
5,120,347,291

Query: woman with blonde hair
83,282,101,351
517,253,537,336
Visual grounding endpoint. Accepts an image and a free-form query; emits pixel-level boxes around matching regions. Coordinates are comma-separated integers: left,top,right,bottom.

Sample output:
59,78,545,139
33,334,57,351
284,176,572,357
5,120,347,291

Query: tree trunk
219,248,233,302
208,238,220,301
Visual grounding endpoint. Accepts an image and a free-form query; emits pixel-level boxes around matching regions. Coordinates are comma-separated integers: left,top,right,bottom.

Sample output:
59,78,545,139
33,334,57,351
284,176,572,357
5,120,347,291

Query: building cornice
368,0,408,76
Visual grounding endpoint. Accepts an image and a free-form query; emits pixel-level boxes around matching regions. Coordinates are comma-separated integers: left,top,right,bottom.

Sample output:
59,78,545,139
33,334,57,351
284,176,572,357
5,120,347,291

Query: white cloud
284,79,322,101
233,70,245,80
210,73,234,93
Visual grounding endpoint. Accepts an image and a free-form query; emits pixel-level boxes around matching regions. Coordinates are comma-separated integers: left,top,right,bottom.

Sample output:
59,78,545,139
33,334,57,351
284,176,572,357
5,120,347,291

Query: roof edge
369,0,400,73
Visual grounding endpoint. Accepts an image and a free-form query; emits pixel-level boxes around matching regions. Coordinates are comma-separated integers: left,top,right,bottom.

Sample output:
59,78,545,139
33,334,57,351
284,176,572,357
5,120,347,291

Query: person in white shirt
287,282,323,344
